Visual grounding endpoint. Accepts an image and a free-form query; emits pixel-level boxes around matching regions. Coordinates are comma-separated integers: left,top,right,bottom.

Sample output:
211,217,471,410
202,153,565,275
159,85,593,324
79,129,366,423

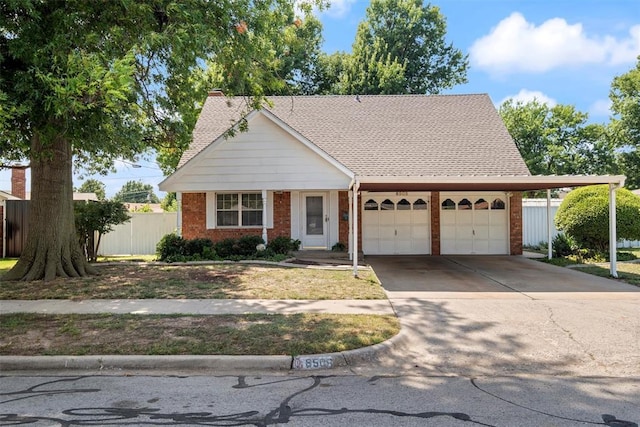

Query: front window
216,193,263,227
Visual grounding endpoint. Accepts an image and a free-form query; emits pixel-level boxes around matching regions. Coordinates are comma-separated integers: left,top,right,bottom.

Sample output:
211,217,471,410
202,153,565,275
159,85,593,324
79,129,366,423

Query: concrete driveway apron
365,256,640,377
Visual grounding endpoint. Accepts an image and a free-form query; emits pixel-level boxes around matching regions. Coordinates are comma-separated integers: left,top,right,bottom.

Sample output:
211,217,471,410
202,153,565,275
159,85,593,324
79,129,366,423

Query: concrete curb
0,355,293,372
0,330,408,372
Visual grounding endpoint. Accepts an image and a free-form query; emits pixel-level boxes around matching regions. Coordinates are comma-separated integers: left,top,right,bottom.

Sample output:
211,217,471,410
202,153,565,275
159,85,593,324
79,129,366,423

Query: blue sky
1,0,638,198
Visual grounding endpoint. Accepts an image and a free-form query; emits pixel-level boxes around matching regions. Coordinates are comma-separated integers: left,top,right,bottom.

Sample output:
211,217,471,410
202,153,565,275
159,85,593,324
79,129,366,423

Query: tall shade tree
113,180,160,204
342,0,467,94
0,0,321,281
499,99,617,176
75,179,106,201
155,13,325,173
610,56,640,189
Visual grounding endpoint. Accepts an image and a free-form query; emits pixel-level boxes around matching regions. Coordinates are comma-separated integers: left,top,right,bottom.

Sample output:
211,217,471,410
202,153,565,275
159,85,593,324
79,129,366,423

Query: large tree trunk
3,134,96,281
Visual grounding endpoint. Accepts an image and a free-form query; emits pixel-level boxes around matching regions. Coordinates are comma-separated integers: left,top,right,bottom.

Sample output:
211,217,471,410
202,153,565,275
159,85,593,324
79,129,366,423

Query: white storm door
302,193,328,248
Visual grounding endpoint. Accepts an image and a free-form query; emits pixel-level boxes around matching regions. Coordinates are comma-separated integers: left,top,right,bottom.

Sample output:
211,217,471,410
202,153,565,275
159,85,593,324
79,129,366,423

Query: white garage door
362,194,431,255
440,193,509,255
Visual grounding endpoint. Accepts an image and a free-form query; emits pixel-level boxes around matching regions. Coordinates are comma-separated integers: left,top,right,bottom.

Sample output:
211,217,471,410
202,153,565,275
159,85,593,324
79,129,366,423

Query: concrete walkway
0,299,395,315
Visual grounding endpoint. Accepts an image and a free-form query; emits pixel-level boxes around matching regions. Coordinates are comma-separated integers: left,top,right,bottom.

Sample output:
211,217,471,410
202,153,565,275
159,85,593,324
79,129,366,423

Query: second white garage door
362,193,431,255
440,192,509,254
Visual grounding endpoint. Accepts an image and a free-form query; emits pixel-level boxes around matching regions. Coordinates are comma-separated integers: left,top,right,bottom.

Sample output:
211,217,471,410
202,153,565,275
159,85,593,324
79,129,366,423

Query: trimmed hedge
156,234,300,262
555,185,640,252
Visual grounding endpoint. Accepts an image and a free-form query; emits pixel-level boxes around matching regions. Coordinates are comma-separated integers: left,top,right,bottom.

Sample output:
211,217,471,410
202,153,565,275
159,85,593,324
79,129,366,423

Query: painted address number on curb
293,356,333,370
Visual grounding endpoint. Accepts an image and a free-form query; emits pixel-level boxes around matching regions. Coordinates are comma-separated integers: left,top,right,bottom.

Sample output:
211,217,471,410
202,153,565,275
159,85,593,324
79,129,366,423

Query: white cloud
589,98,612,117
320,0,357,18
470,12,640,75
499,89,557,107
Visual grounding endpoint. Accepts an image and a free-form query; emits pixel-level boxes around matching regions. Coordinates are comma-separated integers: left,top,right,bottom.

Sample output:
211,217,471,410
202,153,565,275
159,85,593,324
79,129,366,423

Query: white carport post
609,183,618,278
352,180,360,277
348,189,353,261
547,189,553,260
261,189,268,244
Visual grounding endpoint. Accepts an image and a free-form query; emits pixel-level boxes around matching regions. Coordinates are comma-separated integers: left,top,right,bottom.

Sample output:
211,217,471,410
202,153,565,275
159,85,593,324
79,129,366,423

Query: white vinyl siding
166,113,351,192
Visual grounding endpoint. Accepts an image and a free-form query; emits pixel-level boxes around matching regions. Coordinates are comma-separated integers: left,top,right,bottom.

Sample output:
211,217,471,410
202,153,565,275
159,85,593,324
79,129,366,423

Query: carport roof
357,174,627,191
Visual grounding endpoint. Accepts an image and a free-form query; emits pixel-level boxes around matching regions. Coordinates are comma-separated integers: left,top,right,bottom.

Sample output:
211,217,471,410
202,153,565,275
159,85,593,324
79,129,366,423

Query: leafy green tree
161,192,178,212
0,0,321,281
610,56,640,189
75,179,106,201
341,0,467,94
499,100,617,176
113,181,160,204
155,14,325,174
75,201,131,262
555,185,640,252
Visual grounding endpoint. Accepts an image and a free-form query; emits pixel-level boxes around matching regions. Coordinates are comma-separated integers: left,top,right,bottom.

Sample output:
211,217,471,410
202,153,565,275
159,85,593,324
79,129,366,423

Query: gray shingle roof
178,94,531,177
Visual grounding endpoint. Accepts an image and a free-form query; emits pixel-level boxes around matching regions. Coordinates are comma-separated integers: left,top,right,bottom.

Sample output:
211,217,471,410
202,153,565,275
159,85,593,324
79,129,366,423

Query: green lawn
574,262,640,287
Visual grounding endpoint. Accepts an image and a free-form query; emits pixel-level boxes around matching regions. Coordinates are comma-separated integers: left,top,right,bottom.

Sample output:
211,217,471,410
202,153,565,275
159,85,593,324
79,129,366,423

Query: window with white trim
216,192,263,227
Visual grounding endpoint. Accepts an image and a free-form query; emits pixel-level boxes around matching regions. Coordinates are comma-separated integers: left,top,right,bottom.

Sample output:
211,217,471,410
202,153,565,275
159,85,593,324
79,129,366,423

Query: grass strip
0,264,385,300
0,313,400,356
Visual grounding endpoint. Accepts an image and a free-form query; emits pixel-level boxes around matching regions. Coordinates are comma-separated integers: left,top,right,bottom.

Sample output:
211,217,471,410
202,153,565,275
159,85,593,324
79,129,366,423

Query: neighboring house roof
178,94,531,178
22,192,98,201
0,190,21,201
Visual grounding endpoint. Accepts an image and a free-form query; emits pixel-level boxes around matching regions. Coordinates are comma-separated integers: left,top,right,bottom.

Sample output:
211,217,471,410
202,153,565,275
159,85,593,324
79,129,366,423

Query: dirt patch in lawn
0,313,400,356
0,263,385,300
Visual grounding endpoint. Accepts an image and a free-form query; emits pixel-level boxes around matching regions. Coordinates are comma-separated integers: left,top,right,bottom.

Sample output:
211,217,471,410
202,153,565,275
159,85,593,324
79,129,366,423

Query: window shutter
205,192,216,229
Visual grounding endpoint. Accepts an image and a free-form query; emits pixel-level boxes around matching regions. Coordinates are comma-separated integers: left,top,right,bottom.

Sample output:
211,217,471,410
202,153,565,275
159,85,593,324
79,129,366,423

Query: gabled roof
178,94,531,178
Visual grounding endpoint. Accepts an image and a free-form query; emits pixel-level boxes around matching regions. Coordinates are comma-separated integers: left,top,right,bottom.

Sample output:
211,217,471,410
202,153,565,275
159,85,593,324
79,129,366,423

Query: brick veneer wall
338,191,349,247
509,192,523,255
430,192,440,255
181,192,291,242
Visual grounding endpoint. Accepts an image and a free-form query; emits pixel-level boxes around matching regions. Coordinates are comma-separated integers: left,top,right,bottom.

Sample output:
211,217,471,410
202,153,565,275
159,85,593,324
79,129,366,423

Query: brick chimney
208,89,224,97
11,166,27,199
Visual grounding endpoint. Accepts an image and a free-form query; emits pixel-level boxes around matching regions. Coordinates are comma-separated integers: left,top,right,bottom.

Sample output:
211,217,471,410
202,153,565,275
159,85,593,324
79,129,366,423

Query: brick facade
181,189,524,255
509,192,523,255
338,191,350,247
181,192,291,242
430,192,440,255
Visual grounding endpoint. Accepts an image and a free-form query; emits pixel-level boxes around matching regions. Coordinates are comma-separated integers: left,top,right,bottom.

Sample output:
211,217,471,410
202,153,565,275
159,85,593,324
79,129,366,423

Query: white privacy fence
522,199,640,248
99,212,177,256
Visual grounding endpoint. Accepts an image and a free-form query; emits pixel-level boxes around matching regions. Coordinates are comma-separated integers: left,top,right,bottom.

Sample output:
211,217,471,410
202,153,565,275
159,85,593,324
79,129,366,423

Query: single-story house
159,92,626,274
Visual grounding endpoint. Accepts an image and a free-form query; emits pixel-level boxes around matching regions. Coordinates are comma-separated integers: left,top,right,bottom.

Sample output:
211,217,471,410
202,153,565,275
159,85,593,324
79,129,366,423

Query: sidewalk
0,298,403,372
0,298,395,315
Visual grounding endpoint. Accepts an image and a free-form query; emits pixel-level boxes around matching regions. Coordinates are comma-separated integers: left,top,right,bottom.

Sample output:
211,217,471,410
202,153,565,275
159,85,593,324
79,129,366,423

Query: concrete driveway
363,256,640,377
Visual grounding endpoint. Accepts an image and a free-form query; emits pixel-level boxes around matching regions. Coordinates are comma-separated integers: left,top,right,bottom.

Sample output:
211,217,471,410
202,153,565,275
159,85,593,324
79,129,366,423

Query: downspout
261,189,268,244
547,189,552,260
352,179,360,277
176,192,183,237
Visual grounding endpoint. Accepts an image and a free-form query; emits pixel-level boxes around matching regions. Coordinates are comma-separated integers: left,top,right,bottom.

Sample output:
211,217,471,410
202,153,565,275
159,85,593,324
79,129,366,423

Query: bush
267,236,300,255
214,238,237,259
237,235,265,256
555,185,640,252
332,242,346,252
552,233,575,258
184,238,215,257
156,233,185,261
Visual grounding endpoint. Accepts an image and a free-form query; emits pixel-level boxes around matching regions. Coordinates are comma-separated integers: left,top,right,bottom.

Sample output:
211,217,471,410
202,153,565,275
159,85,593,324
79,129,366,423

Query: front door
302,193,328,248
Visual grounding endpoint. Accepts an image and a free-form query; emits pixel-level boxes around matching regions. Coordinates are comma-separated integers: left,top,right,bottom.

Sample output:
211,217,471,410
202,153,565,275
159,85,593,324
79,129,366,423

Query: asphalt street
1,373,638,426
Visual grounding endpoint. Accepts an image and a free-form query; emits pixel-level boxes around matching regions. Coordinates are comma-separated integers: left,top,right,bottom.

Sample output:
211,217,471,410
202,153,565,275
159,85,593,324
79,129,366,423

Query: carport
350,174,627,277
